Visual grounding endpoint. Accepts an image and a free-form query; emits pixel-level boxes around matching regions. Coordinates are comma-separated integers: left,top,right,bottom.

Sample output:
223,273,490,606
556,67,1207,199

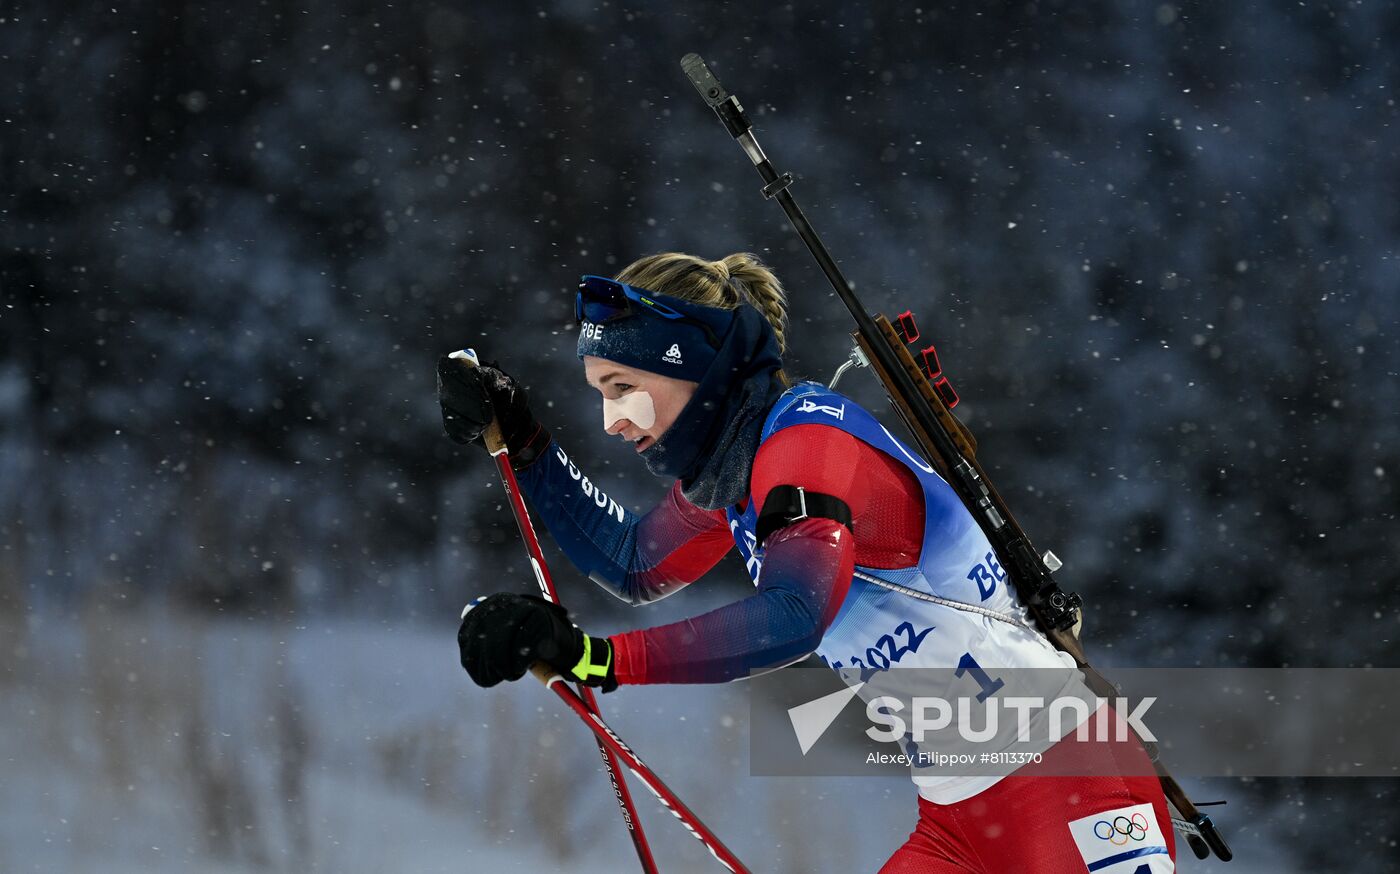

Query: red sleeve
756,424,925,570
750,424,874,521
610,424,872,685
631,481,735,595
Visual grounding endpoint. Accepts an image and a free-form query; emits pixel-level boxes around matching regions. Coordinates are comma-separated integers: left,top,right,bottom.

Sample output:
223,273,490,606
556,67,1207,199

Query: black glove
436,355,551,469
458,593,617,692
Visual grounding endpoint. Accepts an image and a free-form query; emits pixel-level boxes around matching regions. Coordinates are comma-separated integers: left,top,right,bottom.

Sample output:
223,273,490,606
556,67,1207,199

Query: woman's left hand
458,593,617,692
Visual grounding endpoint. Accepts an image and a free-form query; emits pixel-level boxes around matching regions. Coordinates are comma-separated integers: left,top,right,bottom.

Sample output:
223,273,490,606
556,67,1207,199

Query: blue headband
576,287,740,383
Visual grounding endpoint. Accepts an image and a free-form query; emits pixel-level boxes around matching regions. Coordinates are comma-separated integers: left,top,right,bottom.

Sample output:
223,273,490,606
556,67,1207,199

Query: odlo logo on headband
663,343,683,365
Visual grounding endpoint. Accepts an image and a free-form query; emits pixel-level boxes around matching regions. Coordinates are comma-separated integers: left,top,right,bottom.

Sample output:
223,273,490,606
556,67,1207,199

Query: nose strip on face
603,390,656,431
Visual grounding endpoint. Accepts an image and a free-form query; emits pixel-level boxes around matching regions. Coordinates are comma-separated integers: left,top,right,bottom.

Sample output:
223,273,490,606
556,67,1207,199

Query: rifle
680,53,1232,863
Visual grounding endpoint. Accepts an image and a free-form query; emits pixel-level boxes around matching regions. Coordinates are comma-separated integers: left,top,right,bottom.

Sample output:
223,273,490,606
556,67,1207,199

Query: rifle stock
853,316,978,465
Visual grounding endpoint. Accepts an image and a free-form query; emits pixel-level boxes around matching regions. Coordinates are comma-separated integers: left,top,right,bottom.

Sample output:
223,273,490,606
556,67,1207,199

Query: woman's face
583,356,698,453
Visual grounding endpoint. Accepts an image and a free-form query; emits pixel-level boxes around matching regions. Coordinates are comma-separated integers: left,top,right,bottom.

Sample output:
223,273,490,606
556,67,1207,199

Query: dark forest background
2,1,1398,870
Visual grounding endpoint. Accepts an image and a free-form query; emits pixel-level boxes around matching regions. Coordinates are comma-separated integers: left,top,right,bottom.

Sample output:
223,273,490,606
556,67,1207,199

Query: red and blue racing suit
516,381,1175,873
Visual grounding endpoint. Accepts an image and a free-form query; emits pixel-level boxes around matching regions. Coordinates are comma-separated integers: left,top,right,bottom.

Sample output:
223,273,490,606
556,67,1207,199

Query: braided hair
614,253,791,380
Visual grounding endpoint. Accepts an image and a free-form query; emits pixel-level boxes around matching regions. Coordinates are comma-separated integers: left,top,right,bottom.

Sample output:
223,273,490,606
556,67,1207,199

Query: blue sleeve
514,440,734,604
612,518,856,684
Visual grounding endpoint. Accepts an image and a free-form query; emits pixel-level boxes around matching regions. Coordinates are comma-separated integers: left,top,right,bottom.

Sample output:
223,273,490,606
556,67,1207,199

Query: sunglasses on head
575,275,723,349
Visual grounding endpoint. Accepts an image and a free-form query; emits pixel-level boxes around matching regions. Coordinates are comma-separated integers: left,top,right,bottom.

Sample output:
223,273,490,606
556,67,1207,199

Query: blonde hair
614,252,791,356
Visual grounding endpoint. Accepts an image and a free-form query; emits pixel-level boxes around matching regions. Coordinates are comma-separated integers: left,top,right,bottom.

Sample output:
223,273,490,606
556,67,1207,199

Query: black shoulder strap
754,485,853,548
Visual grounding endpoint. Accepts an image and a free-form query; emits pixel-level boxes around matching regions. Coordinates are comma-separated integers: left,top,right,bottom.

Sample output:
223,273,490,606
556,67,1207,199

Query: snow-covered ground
0,607,1323,872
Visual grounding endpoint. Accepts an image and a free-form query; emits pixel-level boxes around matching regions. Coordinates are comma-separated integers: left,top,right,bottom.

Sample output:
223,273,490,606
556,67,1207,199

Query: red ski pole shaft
451,349,658,874
487,445,660,870
530,663,752,874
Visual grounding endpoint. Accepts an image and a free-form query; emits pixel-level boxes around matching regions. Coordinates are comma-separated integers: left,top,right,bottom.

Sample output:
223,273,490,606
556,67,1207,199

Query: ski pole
450,349,659,874
461,595,753,873
527,662,752,874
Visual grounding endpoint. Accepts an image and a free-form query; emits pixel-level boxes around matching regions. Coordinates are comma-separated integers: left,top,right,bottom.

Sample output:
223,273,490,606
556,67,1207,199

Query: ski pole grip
449,349,509,456
460,601,565,688
530,661,563,686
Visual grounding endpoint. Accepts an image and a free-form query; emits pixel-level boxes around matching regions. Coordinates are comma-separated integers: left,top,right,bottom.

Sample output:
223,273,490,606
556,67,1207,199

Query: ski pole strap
754,485,853,547
571,633,614,684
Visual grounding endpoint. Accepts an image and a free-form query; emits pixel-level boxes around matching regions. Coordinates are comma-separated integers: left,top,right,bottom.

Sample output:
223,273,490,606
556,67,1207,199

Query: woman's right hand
437,354,552,468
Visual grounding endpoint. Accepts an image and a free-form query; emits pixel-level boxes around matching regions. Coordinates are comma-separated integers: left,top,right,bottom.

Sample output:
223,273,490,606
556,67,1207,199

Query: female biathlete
439,252,1176,873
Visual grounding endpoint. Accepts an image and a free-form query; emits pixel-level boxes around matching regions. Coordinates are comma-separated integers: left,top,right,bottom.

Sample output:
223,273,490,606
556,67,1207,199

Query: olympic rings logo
1093,813,1149,845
